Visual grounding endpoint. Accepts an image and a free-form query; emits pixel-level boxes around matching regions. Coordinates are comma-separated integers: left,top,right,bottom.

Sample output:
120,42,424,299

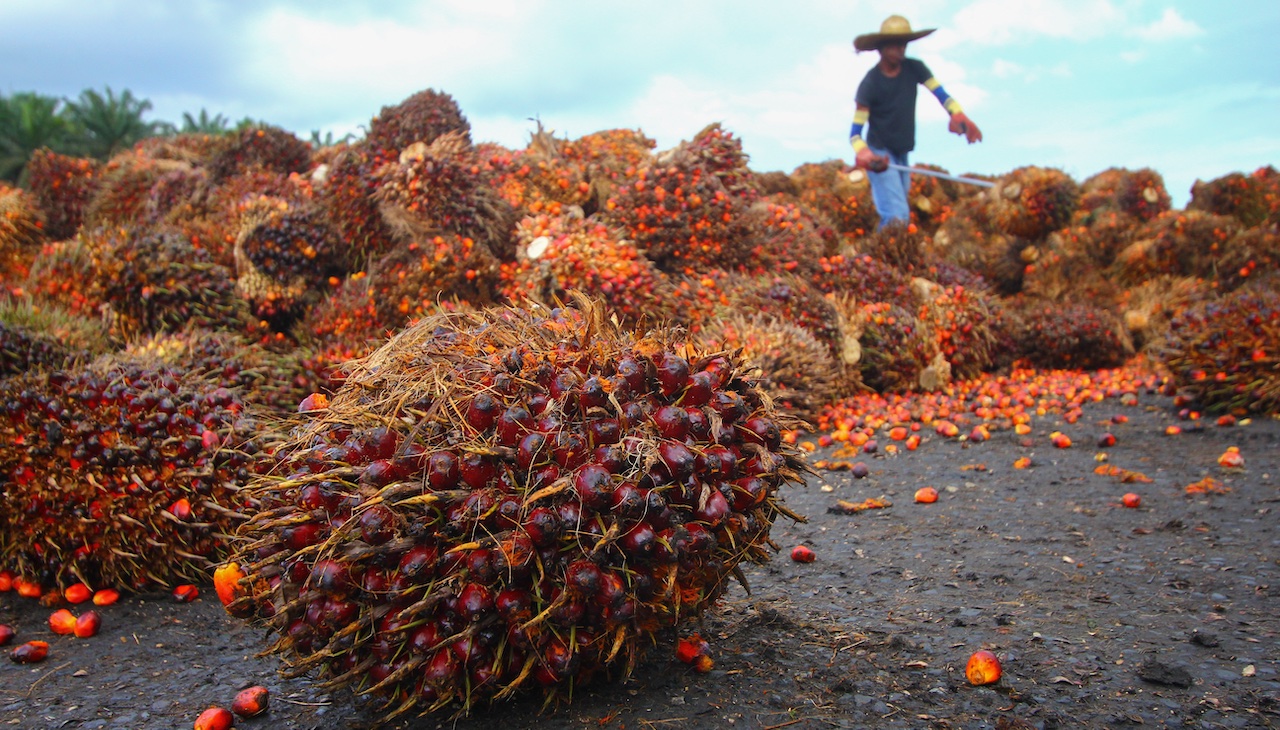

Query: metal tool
884,162,994,188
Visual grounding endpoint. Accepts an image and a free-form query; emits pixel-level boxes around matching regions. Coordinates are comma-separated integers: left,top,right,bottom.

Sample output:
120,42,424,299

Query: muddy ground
2,390,1278,729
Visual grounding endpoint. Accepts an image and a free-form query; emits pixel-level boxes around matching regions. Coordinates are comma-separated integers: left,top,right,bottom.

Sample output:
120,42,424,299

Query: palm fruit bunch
789,161,878,240
809,250,915,306
0,299,113,378
906,163,959,235
914,282,999,381
1020,239,1119,306
734,200,831,278
82,152,178,230
0,352,270,591
24,238,103,317
857,220,931,272
24,150,101,240
989,166,1080,241
215,297,807,720
1214,226,1280,292
496,124,594,216
1010,300,1132,370
1187,167,1276,228
713,273,842,355
374,131,519,261
133,132,226,166
1159,287,1280,414
0,184,47,283
499,213,677,329
364,89,472,159
695,313,839,423
600,133,753,272
1111,210,1241,285
846,301,931,393
663,123,757,203
82,226,251,340
1077,167,1172,223
557,128,656,211
141,164,209,230
234,196,345,328
298,274,392,349
932,196,1031,295
1118,276,1212,352
367,232,501,326
1057,210,1137,267
208,125,313,182
318,144,396,256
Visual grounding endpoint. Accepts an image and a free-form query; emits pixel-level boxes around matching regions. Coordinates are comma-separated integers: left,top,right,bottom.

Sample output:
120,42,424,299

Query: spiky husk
696,313,839,423
1111,210,1241,285
375,132,519,261
0,184,47,283
0,353,272,591
732,200,829,278
24,150,101,240
365,89,471,158
990,166,1079,241
712,273,842,354
208,125,312,182
790,162,878,240
1057,210,1138,267
1010,300,1133,370
500,214,677,329
1215,226,1280,292
1020,239,1120,307
1159,288,1280,414
218,297,806,720
850,301,932,393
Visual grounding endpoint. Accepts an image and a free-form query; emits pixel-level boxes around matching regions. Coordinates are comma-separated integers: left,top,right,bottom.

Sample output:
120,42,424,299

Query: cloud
1130,8,1203,42
950,0,1122,45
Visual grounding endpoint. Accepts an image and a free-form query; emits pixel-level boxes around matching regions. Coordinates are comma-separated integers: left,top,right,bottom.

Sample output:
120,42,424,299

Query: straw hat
853,15,935,52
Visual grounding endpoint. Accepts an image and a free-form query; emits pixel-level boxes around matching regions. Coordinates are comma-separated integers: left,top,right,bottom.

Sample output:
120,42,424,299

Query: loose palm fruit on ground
231,685,270,718
74,610,102,638
218,296,807,721
193,706,234,730
965,649,1002,685
0,624,13,646
10,640,48,664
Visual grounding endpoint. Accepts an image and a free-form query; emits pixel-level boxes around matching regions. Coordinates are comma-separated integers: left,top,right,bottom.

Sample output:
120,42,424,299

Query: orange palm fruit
965,649,1002,685
64,583,93,604
914,487,939,504
49,609,77,635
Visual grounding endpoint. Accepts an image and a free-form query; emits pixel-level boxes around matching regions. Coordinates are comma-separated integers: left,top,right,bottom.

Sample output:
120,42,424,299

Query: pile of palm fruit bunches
0,86,1276,713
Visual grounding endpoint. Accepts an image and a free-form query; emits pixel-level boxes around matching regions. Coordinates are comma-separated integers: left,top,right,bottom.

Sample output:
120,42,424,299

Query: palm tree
181,109,231,135
0,91,71,183
62,86,164,160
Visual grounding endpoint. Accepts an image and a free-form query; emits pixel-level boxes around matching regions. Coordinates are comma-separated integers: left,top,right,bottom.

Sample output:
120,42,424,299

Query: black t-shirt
855,57,932,156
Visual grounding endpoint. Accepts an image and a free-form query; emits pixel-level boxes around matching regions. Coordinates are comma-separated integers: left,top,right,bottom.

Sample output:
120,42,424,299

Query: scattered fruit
1122,493,1142,508
965,649,1002,685
790,545,816,563
1097,432,1116,447
10,640,49,664
173,584,199,603
914,487,939,504
231,685,270,718
92,589,120,606
49,609,77,635
193,706,235,730
64,583,92,604
0,624,14,647
74,610,102,638
1217,446,1245,469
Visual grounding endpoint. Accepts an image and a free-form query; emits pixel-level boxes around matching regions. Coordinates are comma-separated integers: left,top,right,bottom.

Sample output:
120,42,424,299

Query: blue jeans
867,146,911,228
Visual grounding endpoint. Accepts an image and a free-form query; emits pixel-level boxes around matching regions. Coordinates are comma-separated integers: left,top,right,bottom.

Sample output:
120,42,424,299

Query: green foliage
61,86,167,160
310,129,356,147
181,108,231,135
0,92,72,183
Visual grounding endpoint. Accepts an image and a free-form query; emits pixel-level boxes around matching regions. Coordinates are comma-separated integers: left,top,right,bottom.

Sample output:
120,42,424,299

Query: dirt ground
2,389,1278,730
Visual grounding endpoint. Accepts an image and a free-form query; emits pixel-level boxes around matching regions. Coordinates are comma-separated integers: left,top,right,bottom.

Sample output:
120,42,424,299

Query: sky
3,0,1278,208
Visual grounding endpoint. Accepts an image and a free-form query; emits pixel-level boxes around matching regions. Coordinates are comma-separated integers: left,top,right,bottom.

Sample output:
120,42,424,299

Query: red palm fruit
658,440,696,480
92,589,119,606
458,583,494,621
695,489,730,526
573,464,614,510
422,649,459,691
359,505,397,545
214,563,246,609
740,417,781,449
655,352,690,397
173,584,199,603
408,623,443,654
0,624,14,646
64,583,93,604
652,405,690,439
618,522,657,561
168,498,193,521
565,560,602,597
1098,433,1117,447
517,432,549,470
298,392,329,412
0,571,12,591
231,685,269,718
465,549,497,584
585,417,621,447
790,545,816,563
281,522,324,551
397,545,438,580
550,429,588,469
465,393,500,431
459,452,497,488
579,375,609,410
535,637,577,687
10,640,49,664
193,706,234,730
610,482,646,517
74,610,101,638
310,559,353,594
425,450,460,489
615,355,647,393
15,579,41,598
679,370,714,407
49,609,77,635
522,507,562,547
496,405,534,446
494,588,532,622
731,476,767,510
965,649,1002,685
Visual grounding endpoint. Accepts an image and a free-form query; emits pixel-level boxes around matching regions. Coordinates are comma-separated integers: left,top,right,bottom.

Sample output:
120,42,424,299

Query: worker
849,15,983,228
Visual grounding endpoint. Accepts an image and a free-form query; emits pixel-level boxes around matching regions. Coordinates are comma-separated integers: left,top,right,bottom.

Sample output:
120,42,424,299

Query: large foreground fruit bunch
1161,287,1280,414
216,298,807,720
0,354,269,591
